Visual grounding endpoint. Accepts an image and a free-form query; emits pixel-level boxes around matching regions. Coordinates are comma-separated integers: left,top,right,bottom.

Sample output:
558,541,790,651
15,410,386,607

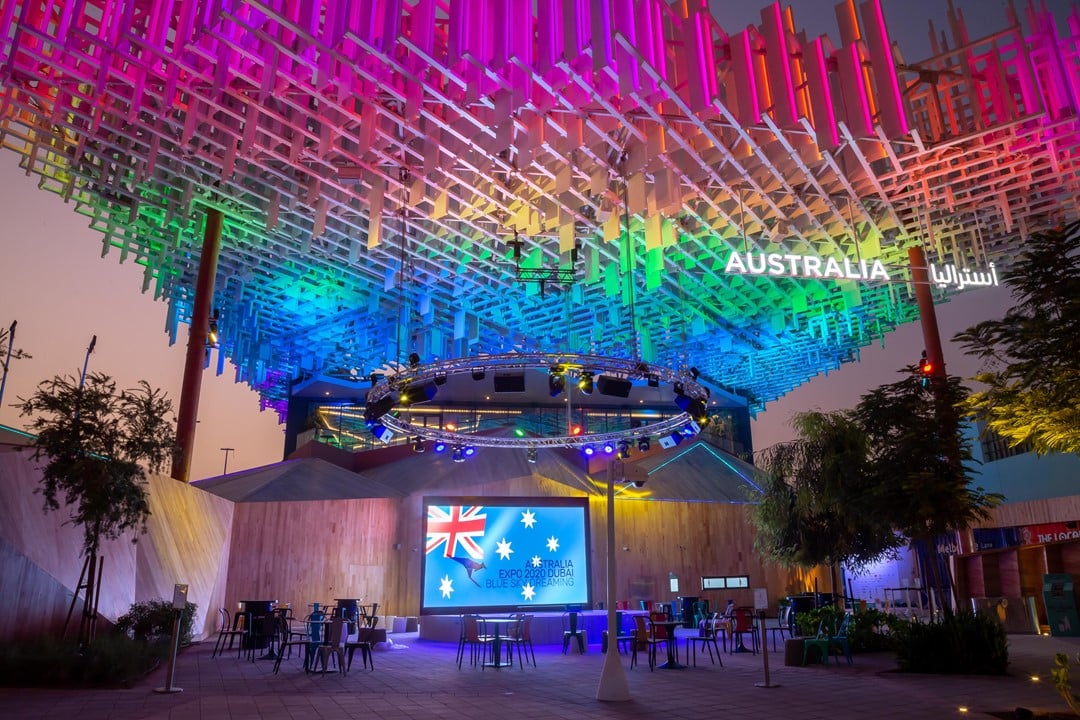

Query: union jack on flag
426,505,487,560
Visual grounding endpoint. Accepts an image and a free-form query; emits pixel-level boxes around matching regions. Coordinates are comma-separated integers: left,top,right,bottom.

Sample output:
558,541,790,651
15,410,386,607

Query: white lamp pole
597,461,630,701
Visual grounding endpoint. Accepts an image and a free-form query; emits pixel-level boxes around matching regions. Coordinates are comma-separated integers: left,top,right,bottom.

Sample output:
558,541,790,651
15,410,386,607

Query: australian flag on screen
422,503,589,610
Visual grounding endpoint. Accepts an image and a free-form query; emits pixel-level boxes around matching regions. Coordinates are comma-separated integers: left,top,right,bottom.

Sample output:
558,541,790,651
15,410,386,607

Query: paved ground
2,629,1079,719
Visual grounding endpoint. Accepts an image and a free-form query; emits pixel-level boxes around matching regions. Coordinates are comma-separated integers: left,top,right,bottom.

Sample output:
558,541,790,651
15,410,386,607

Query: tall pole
908,245,954,615
908,246,946,379
597,462,630,702
0,319,16,409
172,208,224,483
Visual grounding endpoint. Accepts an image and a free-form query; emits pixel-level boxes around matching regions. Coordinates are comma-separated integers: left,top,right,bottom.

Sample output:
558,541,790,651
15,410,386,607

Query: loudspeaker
372,425,394,443
493,373,525,392
597,375,632,398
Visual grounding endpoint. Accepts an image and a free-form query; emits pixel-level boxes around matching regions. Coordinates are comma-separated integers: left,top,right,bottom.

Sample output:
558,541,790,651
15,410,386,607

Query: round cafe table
480,617,519,669
650,619,686,670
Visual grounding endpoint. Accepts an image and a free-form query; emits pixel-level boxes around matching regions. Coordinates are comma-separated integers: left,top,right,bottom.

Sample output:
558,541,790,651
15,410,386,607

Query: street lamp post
220,447,235,475
0,320,16,409
597,461,630,702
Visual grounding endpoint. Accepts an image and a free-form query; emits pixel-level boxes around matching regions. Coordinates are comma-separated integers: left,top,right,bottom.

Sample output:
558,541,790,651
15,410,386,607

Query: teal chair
801,619,832,666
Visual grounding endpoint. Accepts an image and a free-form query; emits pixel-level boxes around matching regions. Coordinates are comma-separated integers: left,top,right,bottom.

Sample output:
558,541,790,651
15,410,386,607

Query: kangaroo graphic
451,556,487,587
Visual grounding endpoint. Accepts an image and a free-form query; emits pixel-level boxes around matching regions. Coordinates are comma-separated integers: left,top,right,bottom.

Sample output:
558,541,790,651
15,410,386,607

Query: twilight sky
0,0,1068,478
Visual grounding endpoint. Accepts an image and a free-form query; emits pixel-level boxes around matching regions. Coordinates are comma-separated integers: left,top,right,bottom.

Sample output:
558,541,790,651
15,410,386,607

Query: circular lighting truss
366,352,708,450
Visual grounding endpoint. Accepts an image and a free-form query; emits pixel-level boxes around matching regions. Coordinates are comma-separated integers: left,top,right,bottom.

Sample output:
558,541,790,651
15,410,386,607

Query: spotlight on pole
526,447,538,463
617,440,632,459
412,437,425,453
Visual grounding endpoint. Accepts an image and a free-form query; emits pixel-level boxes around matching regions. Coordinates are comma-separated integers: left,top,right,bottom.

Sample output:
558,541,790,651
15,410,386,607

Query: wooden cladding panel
138,473,236,639
998,550,1021,598
0,452,136,627
981,496,1080,527
225,497,401,615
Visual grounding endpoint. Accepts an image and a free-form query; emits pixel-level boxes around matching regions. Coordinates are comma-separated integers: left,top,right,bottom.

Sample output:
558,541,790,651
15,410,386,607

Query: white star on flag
439,574,454,599
521,582,536,601
531,555,542,567
520,509,536,528
546,535,560,552
496,537,514,560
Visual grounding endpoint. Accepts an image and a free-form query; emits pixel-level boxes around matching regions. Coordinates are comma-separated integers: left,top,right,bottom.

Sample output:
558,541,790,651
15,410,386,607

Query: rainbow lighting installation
0,0,1077,424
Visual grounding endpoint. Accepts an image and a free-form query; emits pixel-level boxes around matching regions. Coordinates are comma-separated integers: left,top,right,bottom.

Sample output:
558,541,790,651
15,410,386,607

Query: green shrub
115,599,198,646
889,610,1008,674
0,634,168,688
1051,652,1080,716
848,608,893,653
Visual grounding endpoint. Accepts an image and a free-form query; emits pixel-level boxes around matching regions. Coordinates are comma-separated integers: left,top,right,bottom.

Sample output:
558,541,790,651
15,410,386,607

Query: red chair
729,608,760,655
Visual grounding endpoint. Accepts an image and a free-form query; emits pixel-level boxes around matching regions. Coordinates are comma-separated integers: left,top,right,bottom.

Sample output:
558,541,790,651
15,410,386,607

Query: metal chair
211,607,247,659
686,612,724,666
507,614,537,668
729,608,759,654
346,615,379,672
562,611,586,654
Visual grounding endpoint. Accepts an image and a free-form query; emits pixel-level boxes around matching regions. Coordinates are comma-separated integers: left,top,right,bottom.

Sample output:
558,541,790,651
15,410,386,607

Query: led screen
420,496,592,614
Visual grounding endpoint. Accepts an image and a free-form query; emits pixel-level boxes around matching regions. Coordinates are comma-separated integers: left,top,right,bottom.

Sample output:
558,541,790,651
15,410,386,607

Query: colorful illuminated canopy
1,0,1078,417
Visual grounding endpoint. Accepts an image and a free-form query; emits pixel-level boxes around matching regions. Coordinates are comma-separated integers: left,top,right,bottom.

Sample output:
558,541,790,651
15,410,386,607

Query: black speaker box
493,373,526,392
597,375,632,398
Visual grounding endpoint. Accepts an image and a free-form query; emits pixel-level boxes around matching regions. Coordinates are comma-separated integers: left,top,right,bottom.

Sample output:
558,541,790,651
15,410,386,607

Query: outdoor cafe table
650,619,686,670
480,617,519,669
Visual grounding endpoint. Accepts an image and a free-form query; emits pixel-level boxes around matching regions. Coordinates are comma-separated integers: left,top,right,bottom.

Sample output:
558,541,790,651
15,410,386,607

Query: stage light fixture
690,366,700,380
472,369,486,381
548,368,565,397
371,424,394,443
582,444,596,457
433,373,448,386
433,441,447,453
658,432,683,449
637,437,650,453
602,440,616,455
526,447,538,463
412,437,425,453
570,424,583,436
647,374,659,387
452,446,464,463
408,352,421,368
681,420,701,437
578,370,594,394
363,395,395,425
463,445,476,458
617,440,632,459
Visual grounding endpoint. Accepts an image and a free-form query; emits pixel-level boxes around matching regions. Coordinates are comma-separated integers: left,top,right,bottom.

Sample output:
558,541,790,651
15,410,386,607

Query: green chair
802,619,832,666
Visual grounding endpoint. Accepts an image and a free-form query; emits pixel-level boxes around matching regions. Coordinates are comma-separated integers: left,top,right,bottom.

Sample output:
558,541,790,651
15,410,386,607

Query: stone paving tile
1,631,1078,719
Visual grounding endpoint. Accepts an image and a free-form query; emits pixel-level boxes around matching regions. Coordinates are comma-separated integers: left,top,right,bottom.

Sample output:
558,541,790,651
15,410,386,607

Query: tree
853,368,1002,612
953,220,1080,455
18,372,178,645
751,410,905,591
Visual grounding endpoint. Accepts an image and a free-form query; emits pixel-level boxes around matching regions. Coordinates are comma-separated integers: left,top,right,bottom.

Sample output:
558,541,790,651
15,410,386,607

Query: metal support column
172,208,223,483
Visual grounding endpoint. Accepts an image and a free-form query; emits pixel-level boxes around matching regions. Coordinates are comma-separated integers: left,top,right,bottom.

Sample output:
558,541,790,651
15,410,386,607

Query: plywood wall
220,472,828,618
225,497,402,616
138,473,236,639
980,496,1080,527
0,451,136,637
